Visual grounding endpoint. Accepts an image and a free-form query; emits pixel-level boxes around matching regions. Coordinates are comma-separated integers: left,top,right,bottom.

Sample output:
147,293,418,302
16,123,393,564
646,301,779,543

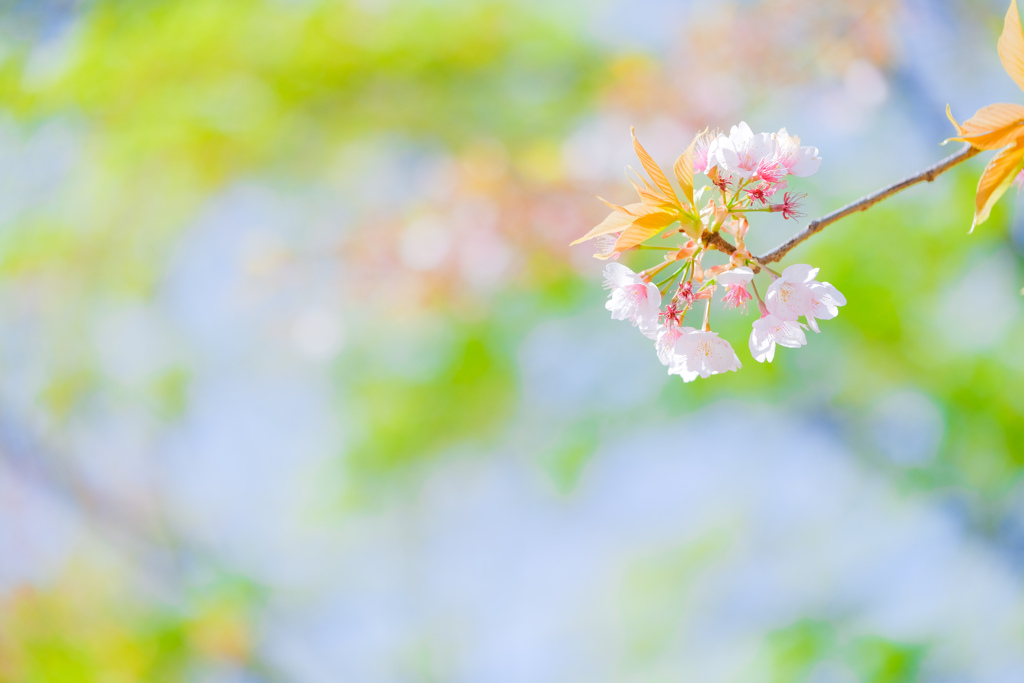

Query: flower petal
749,324,774,363
779,263,817,283
716,266,754,287
789,146,821,177
602,262,642,289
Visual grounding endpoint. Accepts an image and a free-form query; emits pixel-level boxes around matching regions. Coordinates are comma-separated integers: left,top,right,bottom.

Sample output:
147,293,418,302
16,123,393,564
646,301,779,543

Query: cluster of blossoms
572,122,846,381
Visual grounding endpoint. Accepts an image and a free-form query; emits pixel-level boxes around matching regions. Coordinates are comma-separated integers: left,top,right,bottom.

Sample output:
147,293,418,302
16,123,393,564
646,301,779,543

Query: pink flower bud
677,281,695,304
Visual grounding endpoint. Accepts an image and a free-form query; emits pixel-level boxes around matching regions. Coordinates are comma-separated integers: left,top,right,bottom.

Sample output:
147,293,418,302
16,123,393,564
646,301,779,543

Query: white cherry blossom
655,323,683,367
774,128,821,177
692,130,715,174
707,122,781,181
671,328,742,380
764,264,847,332
749,311,808,363
655,324,699,381
603,263,662,336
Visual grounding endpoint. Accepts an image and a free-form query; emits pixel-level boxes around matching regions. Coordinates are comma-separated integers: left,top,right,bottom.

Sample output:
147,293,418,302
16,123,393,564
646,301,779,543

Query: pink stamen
746,183,769,205
756,157,786,184
722,284,752,309
769,192,805,220
663,302,682,326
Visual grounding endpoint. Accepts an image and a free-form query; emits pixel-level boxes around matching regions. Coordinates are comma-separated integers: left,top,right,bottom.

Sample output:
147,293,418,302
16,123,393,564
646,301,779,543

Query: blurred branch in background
0,410,185,584
0,412,292,683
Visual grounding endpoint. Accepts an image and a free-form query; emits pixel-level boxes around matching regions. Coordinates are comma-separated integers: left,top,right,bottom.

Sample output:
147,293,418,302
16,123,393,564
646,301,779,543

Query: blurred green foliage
1,584,189,682
0,568,267,682
345,326,515,483
1,0,605,178
766,620,925,683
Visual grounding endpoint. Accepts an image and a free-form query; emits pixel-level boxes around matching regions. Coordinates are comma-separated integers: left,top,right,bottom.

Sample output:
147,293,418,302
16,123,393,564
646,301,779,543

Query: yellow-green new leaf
673,131,700,209
611,211,677,253
999,0,1024,93
630,127,679,206
972,141,1024,231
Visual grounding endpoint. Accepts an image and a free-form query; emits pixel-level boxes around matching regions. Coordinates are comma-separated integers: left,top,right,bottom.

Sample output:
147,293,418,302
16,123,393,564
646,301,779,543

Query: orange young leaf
999,0,1024,94
570,203,654,246
947,102,1024,150
946,104,966,137
972,141,1024,231
597,196,639,215
630,127,680,205
627,165,658,193
626,172,677,210
611,211,678,253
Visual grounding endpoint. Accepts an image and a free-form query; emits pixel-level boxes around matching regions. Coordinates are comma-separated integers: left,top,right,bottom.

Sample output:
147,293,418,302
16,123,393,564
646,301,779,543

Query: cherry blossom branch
701,143,982,264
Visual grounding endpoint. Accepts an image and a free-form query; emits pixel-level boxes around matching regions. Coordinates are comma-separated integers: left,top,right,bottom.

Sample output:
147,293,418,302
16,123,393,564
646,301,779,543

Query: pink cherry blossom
593,233,622,260
707,122,780,181
705,123,820,186
774,128,821,177
603,263,662,336
764,264,847,332
671,328,742,380
716,266,754,309
692,130,715,174
654,323,691,375
655,323,699,381
749,310,808,363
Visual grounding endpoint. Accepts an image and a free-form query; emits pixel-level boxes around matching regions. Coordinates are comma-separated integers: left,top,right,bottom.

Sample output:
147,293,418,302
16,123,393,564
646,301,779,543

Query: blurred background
0,0,1023,680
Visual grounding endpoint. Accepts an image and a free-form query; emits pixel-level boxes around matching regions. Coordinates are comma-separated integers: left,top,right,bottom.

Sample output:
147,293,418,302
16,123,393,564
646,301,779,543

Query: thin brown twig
701,231,736,254
702,143,982,264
